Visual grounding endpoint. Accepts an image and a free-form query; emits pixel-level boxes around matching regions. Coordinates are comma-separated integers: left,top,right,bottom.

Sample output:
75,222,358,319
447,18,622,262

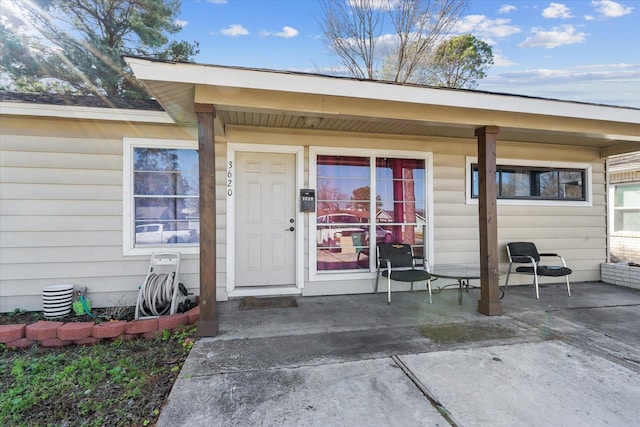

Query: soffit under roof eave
601,142,640,158
141,80,198,125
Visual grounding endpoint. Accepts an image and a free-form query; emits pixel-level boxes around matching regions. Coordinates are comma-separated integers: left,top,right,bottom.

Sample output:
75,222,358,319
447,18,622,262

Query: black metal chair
375,243,434,304
505,242,572,299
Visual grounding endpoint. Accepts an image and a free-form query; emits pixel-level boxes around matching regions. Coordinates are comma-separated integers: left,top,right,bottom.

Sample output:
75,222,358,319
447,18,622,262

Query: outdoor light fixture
302,116,322,128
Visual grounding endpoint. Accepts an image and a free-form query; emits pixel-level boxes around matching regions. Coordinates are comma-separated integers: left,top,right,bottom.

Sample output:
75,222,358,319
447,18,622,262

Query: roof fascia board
126,57,640,125
0,101,173,123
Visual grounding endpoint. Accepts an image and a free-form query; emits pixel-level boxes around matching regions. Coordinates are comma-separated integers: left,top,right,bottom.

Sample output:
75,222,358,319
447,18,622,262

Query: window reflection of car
317,214,364,250
136,224,197,244
374,226,393,243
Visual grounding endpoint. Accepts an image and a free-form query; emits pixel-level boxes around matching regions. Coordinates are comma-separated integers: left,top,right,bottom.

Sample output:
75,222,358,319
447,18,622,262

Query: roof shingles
0,91,163,111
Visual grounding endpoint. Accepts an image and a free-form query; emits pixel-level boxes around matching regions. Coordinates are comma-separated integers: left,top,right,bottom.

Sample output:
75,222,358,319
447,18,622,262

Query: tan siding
1,167,121,185
1,134,123,154
433,192,471,205
1,200,122,216
2,246,134,264
433,151,475,267
495,146,606,283
3,272,200,309
498,214,604,227
430,142,606,284
215,138,229,300
1,215,122,231
1,151,122,170
2,111,612,310
1,231,121,247
1,183,122,200
1,115,199,312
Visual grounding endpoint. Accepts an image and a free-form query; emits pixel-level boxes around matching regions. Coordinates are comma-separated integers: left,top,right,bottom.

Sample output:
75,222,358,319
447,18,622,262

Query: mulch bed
0,306,135,325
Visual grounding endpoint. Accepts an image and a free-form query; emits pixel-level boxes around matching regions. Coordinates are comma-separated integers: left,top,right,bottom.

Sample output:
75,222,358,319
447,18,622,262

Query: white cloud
274,26,299,38
499,5,517,14
260,26,299,38
220,24,249,37
455,15,521,44
478,63,640,107
519,25,587,48
591,0,634,18
207,0,228,4
542,3,573,19
492,51,517,67
175,19,188,28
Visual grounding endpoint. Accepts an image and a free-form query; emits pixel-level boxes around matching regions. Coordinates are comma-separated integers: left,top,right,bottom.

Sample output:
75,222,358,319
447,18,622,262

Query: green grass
0,326,196,427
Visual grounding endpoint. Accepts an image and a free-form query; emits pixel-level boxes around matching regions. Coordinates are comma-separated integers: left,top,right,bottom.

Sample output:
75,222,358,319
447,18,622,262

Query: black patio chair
375,243,434,304
505,242,572,299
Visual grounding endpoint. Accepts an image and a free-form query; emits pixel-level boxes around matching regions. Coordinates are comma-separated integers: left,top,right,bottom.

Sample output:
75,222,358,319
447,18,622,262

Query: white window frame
465,157,593,207
122,137,199,256
610,182,640,234
309,146,434,282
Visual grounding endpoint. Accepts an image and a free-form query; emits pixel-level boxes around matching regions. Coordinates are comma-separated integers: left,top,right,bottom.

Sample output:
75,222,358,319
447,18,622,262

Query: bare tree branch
319,0,384,79
319,0,473,85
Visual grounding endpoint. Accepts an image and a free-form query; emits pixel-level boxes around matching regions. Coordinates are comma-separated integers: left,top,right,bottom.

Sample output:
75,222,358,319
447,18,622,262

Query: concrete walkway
158,282,640,426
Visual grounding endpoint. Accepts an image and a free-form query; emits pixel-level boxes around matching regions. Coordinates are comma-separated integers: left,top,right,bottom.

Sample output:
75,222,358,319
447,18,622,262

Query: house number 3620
227,161,233,197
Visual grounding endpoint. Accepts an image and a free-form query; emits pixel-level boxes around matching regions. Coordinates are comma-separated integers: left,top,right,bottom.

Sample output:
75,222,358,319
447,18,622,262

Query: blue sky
174,0,640,108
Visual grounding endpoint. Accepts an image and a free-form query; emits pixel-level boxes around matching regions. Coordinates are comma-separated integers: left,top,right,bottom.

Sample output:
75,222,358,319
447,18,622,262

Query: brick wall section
611,234,640,263
601,263,640,290
0,305,200,349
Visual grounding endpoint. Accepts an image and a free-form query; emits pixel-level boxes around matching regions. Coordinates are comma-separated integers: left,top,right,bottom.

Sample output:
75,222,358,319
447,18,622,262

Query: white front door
235,152,296,287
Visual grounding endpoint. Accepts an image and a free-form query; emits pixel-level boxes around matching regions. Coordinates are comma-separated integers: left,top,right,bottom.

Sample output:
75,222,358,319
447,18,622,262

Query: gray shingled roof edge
0,91,163,111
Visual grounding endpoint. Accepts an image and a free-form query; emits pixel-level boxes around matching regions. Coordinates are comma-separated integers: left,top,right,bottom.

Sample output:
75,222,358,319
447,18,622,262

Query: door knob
287,227,295,231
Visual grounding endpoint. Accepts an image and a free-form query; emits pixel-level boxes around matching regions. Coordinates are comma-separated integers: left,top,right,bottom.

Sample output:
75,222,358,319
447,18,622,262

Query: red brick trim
2,305,200,349
0,324,26,342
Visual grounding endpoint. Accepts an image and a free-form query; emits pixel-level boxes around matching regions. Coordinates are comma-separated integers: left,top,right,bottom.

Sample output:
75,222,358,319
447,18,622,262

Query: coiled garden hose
137,272,176,317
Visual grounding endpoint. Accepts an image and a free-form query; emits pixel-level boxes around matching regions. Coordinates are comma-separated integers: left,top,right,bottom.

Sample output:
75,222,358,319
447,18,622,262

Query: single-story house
1,58,639,336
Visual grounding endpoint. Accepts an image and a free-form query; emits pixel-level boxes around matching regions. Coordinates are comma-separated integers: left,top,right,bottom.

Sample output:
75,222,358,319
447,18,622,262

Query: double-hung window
123,138,199,255
311,148,429,276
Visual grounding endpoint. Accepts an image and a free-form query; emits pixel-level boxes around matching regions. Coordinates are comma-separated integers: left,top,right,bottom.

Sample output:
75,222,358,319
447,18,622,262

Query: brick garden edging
0,305,200,349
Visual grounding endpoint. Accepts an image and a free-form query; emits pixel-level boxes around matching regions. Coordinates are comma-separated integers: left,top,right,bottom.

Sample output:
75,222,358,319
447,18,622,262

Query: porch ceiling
134,61,640,158
212,108,621,150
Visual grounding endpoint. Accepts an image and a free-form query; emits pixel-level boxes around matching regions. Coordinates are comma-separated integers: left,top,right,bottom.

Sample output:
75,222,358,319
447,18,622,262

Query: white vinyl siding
0,118,200,312
212,140,229,300
224,127,605,296
432,150,604,284
1,109,608,311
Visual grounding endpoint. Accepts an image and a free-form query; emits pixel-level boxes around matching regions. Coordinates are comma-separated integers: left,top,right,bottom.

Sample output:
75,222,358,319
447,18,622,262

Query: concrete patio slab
158,282,640,426
159,358,445,427
400,340,640,427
